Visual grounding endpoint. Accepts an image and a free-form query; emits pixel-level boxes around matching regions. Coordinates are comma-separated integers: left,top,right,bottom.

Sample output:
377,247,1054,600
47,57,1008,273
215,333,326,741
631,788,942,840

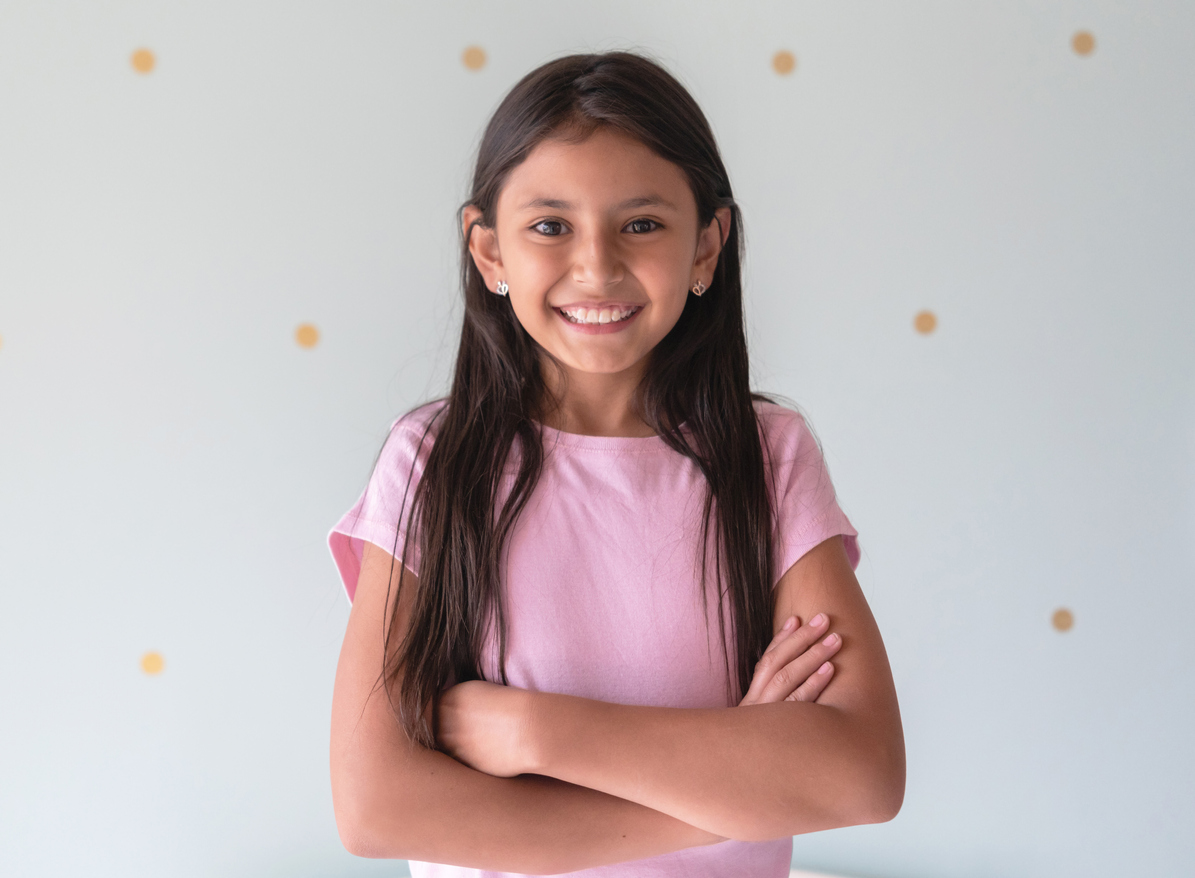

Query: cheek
506,258,565,311
505,292,557,346
646,266,691,319
637,247,691,292
652,295,689,339
508,239,566,281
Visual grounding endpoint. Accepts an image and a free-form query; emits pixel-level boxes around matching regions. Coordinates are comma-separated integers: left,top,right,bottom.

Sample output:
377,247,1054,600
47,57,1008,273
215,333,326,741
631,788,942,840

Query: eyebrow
517,195,679,211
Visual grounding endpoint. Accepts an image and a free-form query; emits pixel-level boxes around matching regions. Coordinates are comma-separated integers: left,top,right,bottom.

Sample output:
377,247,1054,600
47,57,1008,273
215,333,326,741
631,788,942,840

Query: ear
462,204,504,292
692,206,733,283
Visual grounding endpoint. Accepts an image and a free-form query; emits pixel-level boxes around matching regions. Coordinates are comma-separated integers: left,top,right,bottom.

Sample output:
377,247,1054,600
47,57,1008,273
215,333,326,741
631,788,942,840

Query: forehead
499,127,694,214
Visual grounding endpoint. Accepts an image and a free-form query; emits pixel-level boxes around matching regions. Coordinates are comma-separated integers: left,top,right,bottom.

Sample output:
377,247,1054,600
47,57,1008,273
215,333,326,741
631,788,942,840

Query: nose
571,226,625,290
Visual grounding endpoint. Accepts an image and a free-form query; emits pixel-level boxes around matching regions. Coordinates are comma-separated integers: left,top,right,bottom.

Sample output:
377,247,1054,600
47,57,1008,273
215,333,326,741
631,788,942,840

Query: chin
561,354,643,376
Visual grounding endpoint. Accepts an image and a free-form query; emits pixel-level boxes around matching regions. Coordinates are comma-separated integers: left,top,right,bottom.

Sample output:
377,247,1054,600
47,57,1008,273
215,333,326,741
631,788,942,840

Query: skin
452,125,845,759
433,610,844,781
463,126,730,437
329,126,905,867
444,125,898,812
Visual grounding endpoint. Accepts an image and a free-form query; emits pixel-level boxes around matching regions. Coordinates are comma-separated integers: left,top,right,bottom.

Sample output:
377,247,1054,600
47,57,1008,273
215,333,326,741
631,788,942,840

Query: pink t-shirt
328,399,859,878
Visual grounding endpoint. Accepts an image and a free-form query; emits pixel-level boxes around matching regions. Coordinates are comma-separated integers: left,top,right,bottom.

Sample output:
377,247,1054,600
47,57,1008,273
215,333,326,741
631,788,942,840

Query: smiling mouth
556,305,643,325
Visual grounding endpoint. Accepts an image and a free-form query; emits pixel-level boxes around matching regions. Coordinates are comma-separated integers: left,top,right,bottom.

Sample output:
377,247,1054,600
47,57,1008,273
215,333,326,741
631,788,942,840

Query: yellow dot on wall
295,323,320,348
141,651,165,674
462,46,487,71
913,310,937,334
1052,608,1074,632
131,48,156,73
1072,31,1095,56
772,50,796,75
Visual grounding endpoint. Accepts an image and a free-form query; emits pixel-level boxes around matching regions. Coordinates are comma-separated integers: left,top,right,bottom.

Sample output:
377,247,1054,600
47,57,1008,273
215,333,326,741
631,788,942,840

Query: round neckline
532,419,674,452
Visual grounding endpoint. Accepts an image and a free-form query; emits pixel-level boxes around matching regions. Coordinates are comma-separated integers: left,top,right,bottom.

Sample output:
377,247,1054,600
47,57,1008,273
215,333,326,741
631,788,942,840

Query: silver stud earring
495,280,509,296
691,280,707,297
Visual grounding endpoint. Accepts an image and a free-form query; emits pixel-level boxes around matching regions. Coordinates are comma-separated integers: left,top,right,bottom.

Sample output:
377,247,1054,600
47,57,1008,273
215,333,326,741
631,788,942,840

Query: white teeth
561,306,638,324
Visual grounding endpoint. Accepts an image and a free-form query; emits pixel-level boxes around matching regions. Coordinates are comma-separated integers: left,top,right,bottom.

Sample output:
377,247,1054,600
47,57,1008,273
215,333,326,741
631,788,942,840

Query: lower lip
556,307,643,334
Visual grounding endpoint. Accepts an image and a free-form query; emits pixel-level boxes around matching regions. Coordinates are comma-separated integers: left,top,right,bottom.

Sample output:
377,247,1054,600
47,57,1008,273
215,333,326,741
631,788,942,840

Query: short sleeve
327,402,445,605
758,402,860,588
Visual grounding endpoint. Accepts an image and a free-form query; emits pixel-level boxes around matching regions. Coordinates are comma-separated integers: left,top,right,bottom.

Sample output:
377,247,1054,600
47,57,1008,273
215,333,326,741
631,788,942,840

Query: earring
495,280,509,296
691,280,707,297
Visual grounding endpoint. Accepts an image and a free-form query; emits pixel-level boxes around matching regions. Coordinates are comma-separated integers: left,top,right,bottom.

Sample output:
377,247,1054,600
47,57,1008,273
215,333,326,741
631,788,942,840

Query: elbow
332,763,411,860
334,789,382,858
858,770,904,825
335,791,415,860
334,774,427,860
745,732,906,841
844,734,906,826
331,754,372,857
338,822,375,860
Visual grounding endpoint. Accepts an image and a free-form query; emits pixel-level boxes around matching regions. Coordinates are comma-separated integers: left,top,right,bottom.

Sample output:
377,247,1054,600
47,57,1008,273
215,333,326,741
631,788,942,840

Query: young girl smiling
328,51,904,877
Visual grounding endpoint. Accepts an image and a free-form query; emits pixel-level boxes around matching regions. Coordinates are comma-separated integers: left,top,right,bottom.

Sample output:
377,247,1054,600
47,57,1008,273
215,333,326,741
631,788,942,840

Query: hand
738,613,841,706
434,679,536,777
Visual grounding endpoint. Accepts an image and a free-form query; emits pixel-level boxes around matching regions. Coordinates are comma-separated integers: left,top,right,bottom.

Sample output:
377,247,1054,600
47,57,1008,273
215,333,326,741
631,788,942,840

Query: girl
328,51,904,877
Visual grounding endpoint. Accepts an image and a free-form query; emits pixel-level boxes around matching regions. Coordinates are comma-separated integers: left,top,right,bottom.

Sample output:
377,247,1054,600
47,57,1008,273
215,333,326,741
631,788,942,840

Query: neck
538,356,655,438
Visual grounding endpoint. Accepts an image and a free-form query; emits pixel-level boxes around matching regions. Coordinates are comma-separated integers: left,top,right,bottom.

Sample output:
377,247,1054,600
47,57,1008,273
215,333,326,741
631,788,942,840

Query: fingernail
818,662,832,674
823,633,838,646
782,615,796,632
810,613,826,627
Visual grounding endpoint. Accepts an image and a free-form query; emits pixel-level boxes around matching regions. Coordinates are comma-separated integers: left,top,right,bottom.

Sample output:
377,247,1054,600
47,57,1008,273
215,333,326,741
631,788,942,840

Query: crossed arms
329,535,904,874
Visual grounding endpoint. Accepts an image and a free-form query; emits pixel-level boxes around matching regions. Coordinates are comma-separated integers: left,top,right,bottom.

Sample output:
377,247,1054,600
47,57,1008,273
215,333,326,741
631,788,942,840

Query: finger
741,614,829,705
758,630,842,704
763,615,800,655
751,613,829,687
743,616,824,705
786,661,835,703
768,612,828,662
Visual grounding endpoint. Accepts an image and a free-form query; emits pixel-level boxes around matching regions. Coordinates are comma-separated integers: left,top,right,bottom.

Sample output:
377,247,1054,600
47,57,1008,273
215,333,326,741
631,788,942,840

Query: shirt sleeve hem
327,516,418,605
772,511,860,590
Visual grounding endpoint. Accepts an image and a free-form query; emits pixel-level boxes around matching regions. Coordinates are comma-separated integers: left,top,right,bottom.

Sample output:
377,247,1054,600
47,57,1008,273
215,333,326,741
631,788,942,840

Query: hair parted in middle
378,50,779,749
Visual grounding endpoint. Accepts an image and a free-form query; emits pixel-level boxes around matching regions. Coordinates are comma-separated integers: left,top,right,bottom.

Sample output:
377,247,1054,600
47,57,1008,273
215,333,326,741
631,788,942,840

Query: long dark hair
379,51,776,749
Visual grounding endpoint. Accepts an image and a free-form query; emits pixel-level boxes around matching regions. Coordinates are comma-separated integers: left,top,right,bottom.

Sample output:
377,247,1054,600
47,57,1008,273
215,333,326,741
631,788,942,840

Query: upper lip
554,302,645,311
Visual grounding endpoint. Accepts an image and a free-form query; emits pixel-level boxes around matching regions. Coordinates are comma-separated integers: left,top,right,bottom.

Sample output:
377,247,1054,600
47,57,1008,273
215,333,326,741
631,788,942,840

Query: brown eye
627,219,659,233
533,220,565,236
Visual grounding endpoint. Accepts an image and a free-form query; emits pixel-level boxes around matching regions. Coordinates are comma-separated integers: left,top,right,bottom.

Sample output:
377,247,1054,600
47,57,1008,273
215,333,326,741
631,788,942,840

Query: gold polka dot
131,48,156,74
141,651,165,674
1052,608,1074,632
1072,31,1095,56
462,46,487,71
913,310,937,334
295,323,320,348
772,50,796,76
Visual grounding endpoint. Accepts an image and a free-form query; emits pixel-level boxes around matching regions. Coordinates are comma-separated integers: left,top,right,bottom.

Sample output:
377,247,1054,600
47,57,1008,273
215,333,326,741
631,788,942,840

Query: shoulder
754,397,861,573
375,399,449,473
752,397,805,430
752,397,822,464
385,399,448,445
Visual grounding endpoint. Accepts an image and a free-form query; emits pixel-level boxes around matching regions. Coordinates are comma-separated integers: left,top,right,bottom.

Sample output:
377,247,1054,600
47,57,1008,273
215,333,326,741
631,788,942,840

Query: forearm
346,743,726,873
527,695,904,842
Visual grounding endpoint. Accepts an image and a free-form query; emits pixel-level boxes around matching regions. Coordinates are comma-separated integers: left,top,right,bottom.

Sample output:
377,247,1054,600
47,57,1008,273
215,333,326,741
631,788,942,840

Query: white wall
1,2,1192,876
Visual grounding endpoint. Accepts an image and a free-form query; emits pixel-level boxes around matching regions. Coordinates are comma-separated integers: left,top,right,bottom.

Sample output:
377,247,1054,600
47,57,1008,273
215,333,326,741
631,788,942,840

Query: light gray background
2,2,1193,876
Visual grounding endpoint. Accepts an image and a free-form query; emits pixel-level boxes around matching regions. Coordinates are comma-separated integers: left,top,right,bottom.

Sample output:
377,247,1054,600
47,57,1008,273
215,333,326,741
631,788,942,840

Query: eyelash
531,218,661,236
